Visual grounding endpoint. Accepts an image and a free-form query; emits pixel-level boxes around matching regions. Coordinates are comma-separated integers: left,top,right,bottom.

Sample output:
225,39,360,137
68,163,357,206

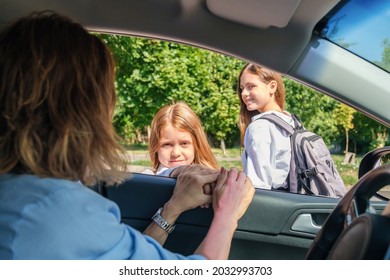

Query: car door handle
291,214,322,234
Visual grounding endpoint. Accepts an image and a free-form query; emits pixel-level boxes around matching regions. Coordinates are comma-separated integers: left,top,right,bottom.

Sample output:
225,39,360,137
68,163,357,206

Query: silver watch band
151,207,176,233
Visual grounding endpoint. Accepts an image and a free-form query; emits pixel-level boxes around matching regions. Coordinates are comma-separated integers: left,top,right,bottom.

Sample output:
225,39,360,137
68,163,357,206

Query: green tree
376,38,390,71
99,34,244,148
193,54,243,154
334,103,355,154
350,112,389,154
283,78,340,146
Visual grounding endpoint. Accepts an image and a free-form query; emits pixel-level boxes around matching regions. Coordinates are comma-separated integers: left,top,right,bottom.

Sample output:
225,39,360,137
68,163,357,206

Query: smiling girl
148,102,219,175
237,63,295,190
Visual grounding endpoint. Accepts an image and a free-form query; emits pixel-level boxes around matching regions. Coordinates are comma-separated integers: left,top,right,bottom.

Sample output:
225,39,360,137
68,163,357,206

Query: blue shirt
0,173,205,260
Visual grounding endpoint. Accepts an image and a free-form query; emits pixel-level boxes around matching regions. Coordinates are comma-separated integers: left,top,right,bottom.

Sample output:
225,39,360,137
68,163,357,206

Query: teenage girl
237,63,295,189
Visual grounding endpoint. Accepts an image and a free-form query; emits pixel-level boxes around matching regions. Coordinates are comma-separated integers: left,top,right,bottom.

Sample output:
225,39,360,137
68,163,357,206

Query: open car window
97,33,389,198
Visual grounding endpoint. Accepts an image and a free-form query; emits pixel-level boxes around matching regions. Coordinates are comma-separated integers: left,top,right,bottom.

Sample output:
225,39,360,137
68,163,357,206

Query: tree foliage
378,39,390,71
334,103,355,153
283,78,339,145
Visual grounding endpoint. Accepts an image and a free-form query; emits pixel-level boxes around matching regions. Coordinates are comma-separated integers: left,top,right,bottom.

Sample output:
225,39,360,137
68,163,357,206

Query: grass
211,147,245,159
130,160,150,166
126,145,361,188
332,154,361,189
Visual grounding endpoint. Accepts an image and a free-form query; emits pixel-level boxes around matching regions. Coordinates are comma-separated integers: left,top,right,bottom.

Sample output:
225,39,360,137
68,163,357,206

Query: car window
96,33,390,197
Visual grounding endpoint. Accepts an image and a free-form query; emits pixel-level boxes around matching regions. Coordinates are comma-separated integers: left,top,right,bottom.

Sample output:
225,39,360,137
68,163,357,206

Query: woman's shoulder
0,173,109,209
0,173,82,196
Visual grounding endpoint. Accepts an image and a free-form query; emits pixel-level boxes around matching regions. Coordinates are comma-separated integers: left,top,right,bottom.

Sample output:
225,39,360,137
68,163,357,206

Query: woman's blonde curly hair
0,11,129,185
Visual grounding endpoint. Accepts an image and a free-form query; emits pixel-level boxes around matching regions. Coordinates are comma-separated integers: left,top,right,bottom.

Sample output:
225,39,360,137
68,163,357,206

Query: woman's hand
213,167,254,222
167,164,219,215
194,167,255,259
144,164,219,245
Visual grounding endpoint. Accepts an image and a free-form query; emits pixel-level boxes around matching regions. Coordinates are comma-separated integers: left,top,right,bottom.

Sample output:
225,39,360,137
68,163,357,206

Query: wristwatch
151,207,176,233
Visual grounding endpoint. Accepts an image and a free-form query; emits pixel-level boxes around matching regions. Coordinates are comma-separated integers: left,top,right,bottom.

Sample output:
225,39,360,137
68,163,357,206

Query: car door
95,172,387,260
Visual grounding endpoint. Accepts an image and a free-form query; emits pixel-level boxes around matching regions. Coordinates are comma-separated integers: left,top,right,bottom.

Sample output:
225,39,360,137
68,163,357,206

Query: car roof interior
1,0,390,126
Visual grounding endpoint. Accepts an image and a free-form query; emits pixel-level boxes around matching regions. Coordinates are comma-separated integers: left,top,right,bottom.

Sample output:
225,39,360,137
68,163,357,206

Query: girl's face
240,71,276,113
157,124,195,169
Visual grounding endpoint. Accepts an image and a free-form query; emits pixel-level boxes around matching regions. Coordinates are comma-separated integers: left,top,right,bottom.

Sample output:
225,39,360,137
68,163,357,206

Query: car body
0,0,389,259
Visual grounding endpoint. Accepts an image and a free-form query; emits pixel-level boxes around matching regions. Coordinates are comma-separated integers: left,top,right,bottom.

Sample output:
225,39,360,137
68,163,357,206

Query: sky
325,0,390,63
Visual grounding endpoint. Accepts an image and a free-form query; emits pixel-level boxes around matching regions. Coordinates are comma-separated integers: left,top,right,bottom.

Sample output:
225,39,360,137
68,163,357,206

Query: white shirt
156,165,178,176
142,165,178,176
242,111,295,189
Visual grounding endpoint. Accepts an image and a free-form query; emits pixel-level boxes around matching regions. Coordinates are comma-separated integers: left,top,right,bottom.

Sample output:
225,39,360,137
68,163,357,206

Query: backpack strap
256,113,296,192
259,113,316,196
245,113,294,157
259,113,295,135
291,113,303,129
245,114,299,157
298,172,316,195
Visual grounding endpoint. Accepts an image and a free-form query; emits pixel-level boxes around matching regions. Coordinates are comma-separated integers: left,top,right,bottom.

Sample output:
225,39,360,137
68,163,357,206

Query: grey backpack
259,113,347,197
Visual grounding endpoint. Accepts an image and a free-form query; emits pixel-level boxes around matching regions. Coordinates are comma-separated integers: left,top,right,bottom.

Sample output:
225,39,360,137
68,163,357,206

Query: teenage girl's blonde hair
148,102,219,171
237,63,286,145
0,11,128,185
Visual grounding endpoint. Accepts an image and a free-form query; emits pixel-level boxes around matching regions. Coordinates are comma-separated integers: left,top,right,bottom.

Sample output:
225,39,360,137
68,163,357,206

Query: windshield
319,0,390,72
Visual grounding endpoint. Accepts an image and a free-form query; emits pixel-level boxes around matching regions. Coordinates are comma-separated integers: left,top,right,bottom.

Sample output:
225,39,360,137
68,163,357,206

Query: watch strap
151,207,176,234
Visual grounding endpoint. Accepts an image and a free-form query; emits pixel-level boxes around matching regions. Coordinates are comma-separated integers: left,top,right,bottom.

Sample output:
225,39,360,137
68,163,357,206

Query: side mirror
358,146,390,200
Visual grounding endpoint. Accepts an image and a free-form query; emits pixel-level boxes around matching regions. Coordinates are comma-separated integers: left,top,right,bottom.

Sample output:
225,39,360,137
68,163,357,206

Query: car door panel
95,172,386,260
